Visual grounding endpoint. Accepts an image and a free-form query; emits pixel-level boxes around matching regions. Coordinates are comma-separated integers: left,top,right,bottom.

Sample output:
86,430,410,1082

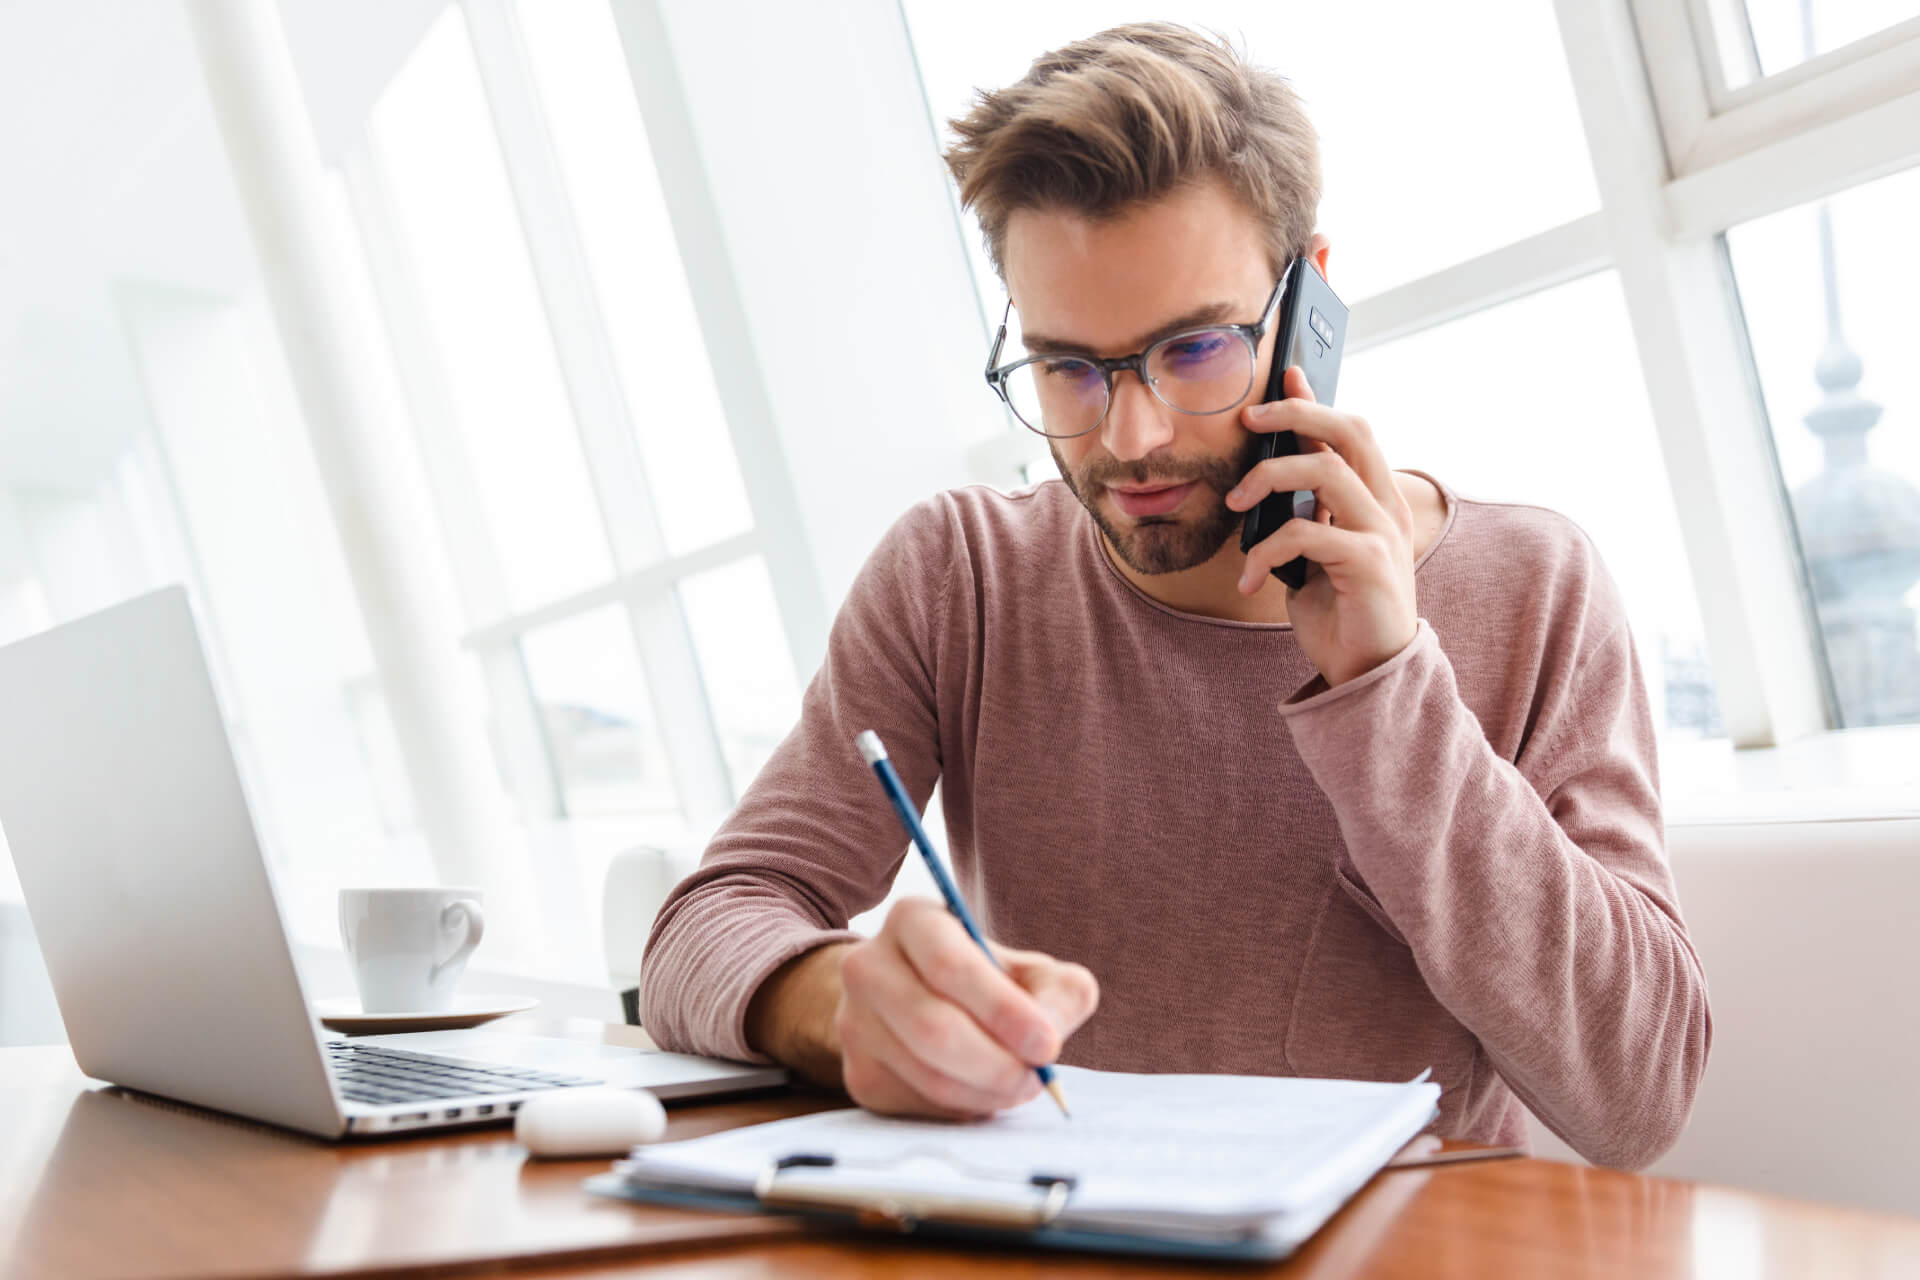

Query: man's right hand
746,897,1099,1120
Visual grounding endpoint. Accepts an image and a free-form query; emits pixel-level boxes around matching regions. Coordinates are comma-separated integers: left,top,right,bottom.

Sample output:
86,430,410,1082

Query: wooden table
4,1019,1917,1279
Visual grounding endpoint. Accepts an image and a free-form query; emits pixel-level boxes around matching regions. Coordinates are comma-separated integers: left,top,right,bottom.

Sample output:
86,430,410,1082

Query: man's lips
1108,481,1197,518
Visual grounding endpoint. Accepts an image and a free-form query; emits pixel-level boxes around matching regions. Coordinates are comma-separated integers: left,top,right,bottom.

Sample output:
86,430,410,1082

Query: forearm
1281,625,1709,1168
1353,744,1706,1167
639,863,863,1061
744,940,854,1087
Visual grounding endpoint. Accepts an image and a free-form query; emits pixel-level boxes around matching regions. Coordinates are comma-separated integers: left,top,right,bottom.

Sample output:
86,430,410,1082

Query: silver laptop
0,586,784,1138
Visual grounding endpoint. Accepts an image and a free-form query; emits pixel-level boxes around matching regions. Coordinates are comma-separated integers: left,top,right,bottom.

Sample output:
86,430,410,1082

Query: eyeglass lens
1002,331,1255,437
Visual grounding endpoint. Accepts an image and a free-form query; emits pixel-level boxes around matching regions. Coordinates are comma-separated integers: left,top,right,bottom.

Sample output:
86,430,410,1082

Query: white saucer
313,993,540,1035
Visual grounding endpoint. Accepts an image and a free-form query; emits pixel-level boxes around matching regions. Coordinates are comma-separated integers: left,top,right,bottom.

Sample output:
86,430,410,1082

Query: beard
1052,432,1262,576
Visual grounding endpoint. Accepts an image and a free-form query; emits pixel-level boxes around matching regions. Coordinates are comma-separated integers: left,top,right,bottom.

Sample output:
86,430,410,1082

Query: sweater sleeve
1275,552,1711,1170
637,496,957,1062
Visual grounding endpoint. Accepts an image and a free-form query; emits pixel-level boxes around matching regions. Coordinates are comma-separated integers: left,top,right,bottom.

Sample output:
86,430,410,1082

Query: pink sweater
642,478,1711,1169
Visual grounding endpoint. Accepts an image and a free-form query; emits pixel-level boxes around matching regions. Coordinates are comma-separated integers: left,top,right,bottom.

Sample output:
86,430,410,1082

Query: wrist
1323,617,1418,687
744,940,852,1086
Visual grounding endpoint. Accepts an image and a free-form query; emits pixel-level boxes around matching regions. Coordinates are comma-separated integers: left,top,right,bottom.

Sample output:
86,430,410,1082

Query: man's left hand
1225,366,1418,687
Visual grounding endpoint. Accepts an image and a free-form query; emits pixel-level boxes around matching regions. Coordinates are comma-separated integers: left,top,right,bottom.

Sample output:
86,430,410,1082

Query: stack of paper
594,1065,1440,1257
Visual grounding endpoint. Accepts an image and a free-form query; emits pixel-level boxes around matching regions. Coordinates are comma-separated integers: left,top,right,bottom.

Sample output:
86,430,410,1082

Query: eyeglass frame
982,266,1293,440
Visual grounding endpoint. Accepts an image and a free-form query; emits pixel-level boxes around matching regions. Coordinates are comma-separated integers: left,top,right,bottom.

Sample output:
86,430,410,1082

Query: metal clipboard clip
754,1152,1075,1233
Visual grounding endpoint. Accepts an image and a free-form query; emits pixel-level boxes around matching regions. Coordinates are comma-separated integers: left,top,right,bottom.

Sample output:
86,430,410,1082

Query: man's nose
1100,370,1176,462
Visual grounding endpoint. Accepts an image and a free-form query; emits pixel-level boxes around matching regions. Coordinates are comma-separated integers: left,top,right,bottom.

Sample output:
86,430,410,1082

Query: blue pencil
855,730,1070,1118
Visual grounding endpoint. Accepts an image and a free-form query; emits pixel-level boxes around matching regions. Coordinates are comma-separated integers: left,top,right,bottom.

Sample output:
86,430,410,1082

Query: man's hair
943,23,1320,282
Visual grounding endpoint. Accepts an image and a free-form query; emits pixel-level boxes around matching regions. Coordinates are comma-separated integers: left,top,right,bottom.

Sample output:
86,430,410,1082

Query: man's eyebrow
1018,301,1241,356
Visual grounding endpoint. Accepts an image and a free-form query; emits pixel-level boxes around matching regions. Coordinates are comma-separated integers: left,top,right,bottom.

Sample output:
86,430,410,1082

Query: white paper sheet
620,1065,1439,1231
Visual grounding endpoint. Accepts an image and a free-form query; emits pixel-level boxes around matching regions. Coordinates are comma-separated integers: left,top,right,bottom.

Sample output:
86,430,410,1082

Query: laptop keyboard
324,1041,599,1107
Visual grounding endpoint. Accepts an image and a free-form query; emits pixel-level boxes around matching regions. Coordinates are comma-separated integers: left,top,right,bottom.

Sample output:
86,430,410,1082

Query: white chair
601,845,695,1027
1528,817,1920,1216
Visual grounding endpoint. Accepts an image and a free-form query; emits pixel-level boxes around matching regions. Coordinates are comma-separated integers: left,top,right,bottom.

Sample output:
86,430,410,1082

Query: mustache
1078,454,1245,492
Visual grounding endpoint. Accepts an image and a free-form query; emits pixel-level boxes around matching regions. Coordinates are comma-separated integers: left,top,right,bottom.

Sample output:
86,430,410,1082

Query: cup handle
432,898,485,985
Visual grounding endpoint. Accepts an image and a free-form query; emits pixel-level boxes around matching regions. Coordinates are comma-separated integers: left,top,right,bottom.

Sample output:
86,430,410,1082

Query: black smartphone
1238,256,1348,590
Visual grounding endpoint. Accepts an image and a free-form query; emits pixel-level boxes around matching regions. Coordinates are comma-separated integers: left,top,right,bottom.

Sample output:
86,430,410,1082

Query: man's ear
1309,232,1332,282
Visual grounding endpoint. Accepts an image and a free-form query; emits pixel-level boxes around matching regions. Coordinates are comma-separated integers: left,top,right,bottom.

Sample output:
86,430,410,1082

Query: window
902,0,1598,311
677,555,803,796
112,283,429,949
1705,1,1920,88
515,0,755,558
1341,272,1723,743
519,604,680,817
336,0,808,975
1724,166,1920,728
369,7,615,616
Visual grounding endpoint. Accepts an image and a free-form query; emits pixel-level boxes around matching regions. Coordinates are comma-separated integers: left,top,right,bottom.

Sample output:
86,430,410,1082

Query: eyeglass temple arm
984,301,1012,384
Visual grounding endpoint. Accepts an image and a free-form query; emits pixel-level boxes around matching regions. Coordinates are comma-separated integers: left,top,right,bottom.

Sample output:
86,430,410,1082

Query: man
642,23,1709,1170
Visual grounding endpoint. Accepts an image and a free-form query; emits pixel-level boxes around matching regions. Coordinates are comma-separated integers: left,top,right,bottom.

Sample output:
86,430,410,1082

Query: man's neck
1100,532,1293,623
1097,472,1449,624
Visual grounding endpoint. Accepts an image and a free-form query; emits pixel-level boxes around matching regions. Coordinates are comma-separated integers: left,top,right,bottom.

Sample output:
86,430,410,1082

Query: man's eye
1163,334,1232,365
1040,358,1098,383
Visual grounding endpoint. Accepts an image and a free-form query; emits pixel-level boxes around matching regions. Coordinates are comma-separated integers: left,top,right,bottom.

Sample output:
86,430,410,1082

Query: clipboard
586,1065,1443,1260
752,1152,1075,1230
586,1136,1421,1261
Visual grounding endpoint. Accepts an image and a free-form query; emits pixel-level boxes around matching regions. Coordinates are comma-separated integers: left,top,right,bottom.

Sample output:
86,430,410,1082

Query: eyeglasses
982,269,1290,439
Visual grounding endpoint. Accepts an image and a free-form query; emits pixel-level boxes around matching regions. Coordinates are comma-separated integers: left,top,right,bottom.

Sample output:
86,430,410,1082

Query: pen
855,730,1070,1118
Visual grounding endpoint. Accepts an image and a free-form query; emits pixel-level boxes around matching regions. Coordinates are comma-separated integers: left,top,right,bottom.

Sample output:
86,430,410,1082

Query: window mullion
1629,0,1716,171
625,589,735,831
1666,90,1920,237
1643,0,1920,180
344,139,575,825
338,143,512,628
606,0,831,681
1693,0,1763,104
459,0,667,572
1348,212,1611,353
1556,0,1831,748
461,0,737,827
477,640,564,824
604,0,1001,672
460,531,758,652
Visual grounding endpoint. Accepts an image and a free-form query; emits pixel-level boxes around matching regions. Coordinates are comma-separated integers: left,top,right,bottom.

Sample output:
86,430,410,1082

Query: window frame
1636,0,1920,178
341,0,773,838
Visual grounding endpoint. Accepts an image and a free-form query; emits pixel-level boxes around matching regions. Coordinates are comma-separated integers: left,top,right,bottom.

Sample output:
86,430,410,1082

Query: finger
998,950,1100,1037
840,999,1037,1119
1224,449,1392,536
1245,388,1405,530
851,929,1042,1100
1237,519,1384,594
893,903,1061,1065
1283,364,1317,404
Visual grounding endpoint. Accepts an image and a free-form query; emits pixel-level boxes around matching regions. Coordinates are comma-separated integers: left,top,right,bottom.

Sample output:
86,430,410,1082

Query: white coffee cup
338,887,485,1014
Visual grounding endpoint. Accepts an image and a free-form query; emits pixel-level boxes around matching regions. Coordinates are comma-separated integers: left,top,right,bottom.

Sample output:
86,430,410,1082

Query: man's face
1001,179,1281,576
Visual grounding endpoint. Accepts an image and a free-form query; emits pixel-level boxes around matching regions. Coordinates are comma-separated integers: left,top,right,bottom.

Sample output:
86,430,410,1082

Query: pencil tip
1045,1079,1070,1117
